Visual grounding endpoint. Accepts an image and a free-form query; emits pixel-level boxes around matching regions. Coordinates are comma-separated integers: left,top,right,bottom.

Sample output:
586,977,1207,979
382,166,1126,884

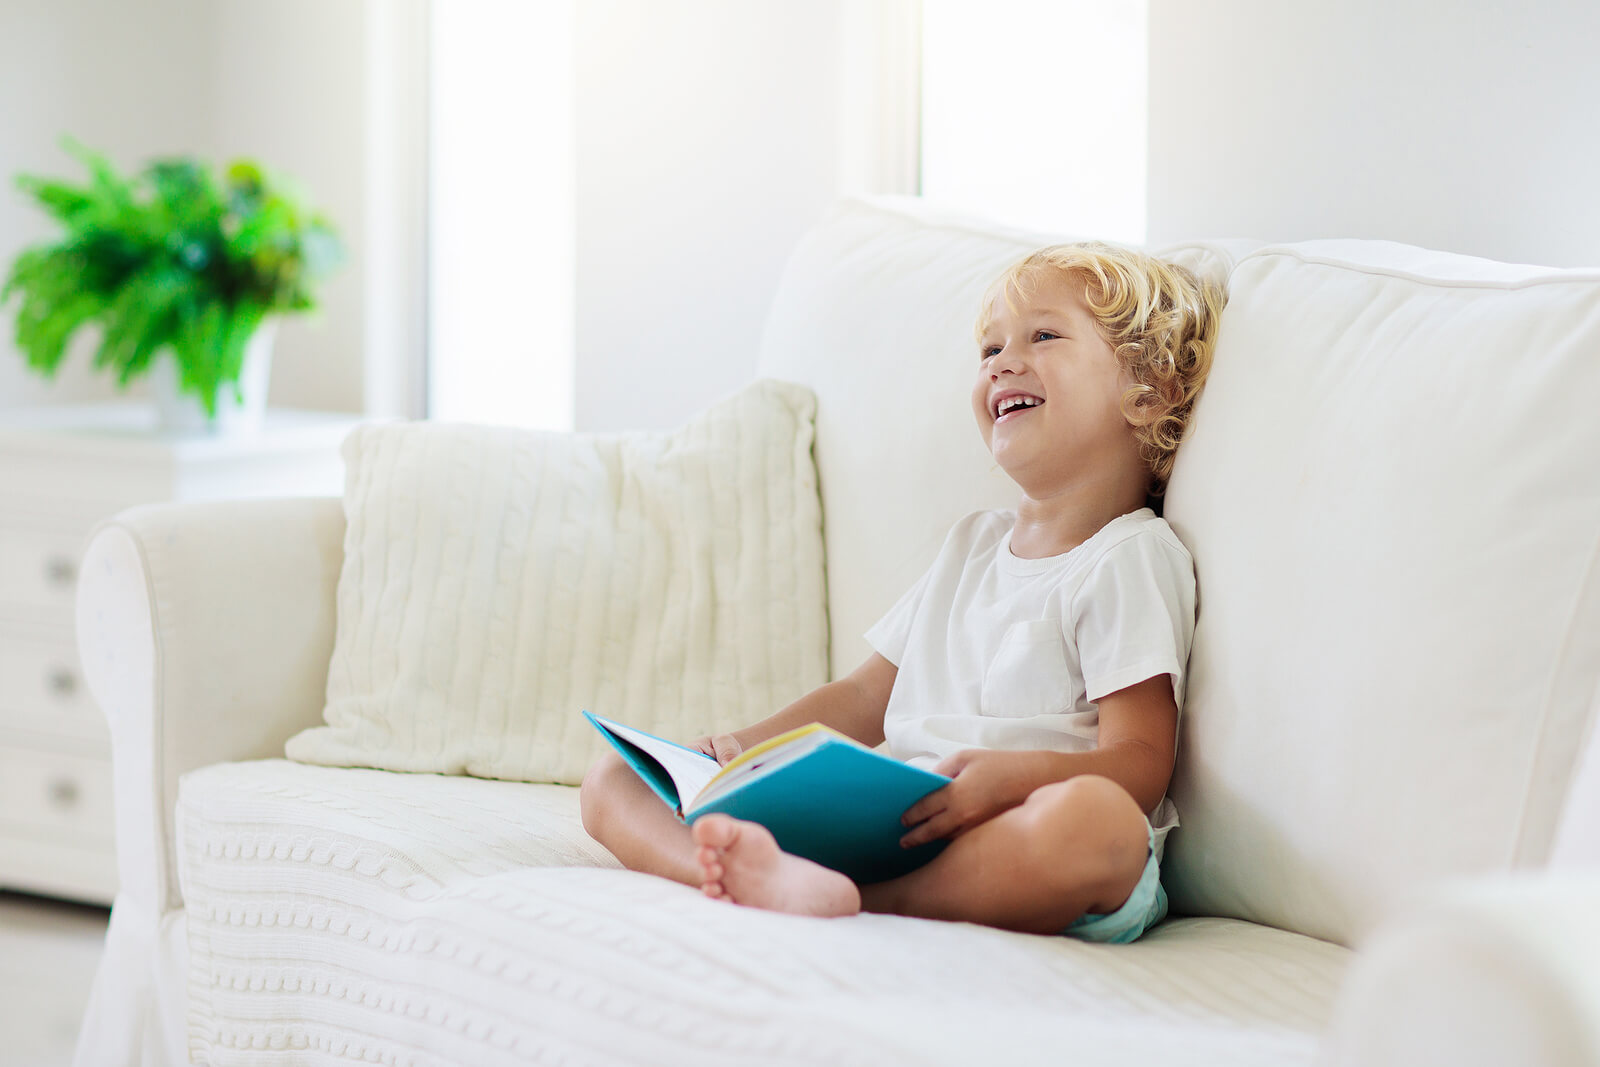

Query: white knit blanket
177,760,1350,1066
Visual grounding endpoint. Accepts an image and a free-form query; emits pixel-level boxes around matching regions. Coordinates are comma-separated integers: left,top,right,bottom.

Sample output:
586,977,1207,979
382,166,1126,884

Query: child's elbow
1115,740,1175,815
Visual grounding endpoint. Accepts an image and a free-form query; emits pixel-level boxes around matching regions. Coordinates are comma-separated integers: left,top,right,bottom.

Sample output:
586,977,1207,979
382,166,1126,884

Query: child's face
972,270,1139,489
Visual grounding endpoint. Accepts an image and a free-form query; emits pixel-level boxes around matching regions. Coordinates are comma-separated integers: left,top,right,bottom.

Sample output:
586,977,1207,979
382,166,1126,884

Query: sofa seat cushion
176,763,1349,1066
176,760,620,908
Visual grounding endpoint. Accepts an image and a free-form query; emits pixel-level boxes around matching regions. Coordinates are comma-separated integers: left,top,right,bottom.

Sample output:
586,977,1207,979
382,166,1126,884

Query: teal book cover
583,712,950,883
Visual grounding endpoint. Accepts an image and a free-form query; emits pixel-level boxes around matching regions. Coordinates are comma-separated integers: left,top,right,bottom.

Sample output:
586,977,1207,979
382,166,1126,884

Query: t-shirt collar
996,507,1153,576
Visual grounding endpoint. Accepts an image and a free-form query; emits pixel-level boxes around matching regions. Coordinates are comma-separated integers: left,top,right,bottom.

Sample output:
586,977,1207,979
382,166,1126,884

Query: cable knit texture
177,760,1350,1066
285,379,828,785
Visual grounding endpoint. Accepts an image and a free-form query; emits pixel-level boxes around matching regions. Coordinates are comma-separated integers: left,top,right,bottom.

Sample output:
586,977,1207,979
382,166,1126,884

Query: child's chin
988,451,1024,478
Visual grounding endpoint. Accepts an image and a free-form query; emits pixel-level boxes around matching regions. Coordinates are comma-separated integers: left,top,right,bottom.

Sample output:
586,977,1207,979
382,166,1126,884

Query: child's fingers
901,785,953,828
900,811,954,848
932,749,978,778
710,734,742,764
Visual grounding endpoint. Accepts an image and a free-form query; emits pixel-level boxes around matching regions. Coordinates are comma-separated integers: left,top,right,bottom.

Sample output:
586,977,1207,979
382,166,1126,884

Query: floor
0,891,108,1067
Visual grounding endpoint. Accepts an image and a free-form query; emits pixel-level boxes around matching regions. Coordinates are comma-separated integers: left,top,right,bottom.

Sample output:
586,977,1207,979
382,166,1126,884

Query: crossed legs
580,753,1151,935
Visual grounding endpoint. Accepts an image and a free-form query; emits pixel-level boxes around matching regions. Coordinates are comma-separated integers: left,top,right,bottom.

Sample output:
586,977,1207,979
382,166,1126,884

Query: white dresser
0,404,361,905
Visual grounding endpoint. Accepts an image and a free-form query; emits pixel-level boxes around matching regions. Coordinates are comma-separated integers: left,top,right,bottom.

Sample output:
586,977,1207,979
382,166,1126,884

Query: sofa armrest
75,497,346,916
1325,871,1600,1067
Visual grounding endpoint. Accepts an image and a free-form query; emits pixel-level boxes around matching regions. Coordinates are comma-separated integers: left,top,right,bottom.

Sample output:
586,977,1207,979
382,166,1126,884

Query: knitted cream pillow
286,379,829,786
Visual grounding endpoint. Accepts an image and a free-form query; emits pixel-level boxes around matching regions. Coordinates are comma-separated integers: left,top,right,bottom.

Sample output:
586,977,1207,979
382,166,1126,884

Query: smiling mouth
995,402,1043,425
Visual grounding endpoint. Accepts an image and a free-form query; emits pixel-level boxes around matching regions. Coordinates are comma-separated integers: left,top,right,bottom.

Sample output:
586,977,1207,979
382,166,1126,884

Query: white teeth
996,395,1042,417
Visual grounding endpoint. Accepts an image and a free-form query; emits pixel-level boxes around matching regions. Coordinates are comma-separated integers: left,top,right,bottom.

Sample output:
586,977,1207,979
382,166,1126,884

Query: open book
582,711,951,883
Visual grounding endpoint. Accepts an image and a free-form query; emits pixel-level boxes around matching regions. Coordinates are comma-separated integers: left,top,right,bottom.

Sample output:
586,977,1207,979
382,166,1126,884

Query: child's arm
898,673,1177,847
691,652,897,764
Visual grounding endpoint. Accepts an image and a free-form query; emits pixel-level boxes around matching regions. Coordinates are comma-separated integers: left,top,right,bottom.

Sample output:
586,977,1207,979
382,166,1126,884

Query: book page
590,715,721,806
693,724,840,809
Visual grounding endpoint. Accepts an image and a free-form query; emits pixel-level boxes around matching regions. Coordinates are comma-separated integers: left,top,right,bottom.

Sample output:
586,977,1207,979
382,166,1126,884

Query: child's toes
691,814,740,851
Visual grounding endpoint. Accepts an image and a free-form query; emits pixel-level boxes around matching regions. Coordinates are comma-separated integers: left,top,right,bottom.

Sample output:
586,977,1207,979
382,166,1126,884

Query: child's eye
980,345,1001,360
1034,331,1059,342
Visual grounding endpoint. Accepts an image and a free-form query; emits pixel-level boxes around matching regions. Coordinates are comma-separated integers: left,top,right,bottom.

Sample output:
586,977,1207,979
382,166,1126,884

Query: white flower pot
149,320,277,436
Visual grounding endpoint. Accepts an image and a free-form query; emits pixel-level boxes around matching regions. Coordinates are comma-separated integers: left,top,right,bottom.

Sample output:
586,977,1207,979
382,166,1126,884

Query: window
427,0,575,429
920,0,1148,243
411,2,1146,428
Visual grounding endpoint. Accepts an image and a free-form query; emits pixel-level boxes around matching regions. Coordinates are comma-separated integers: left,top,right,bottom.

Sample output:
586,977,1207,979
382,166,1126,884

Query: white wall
211,0,369,414
1147,0,1600,267
0,0,216,409
572,0,847,434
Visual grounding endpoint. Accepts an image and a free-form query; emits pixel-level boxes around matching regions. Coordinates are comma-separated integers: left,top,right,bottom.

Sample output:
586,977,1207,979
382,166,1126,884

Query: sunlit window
420,1,1146,428
920,0,1147,243
428,0,575,429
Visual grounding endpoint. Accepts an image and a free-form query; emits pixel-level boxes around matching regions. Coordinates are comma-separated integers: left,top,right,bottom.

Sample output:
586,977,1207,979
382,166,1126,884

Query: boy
581,242,1224,942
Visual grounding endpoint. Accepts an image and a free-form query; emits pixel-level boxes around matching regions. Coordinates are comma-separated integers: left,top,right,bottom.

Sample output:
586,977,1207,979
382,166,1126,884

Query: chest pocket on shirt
979,620,1076,719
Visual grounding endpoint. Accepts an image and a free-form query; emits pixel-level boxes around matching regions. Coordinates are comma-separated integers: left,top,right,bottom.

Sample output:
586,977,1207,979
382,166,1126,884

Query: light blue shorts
1061,819,1168,944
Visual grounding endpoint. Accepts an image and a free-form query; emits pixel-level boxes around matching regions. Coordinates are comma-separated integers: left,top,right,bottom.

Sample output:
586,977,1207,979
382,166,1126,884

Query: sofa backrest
1157,240,1600,944
757,198,1600,947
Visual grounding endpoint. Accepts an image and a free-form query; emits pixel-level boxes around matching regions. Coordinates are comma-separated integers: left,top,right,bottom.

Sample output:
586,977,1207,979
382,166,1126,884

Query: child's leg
692,774,1150,934
861,774,1151,932
579,751,701,886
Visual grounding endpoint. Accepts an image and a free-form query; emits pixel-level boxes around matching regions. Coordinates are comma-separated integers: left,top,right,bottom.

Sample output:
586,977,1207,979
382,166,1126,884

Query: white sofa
72,197,1600,1067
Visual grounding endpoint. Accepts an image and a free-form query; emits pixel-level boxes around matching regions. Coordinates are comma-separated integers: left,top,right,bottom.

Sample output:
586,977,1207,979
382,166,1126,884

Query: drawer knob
47,777,80,810
44,555,77,587
48,667,79,697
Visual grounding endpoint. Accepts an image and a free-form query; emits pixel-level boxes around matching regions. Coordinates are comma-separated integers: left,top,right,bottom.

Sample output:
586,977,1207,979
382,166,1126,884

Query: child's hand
689,733,744,765
898,749,1030,848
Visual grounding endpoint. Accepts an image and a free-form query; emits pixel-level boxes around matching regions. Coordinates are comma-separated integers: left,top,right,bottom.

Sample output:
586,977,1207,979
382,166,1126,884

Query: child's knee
578,751,629,834
1024,776,1149,889
1028,774,1139,824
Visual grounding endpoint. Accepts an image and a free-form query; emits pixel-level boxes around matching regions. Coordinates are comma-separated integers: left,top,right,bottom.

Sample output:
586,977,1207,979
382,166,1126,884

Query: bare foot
691,815,862,918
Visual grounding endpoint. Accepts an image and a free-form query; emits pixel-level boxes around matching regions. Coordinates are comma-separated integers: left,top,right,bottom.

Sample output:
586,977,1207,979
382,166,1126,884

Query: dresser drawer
0,634,105,742
0,745,114,844
0,520,91,622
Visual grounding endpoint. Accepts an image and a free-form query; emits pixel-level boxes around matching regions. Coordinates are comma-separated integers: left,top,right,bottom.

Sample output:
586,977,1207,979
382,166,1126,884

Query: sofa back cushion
285,380,828,786
1549,682,1600,869
1159,241,1600,944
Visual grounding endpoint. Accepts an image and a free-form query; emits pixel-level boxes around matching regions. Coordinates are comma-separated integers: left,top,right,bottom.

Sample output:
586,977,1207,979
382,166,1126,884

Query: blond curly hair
976,241,1227,503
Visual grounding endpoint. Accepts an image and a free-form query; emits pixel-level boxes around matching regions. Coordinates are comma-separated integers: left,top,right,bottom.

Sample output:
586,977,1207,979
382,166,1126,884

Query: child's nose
989,348,1025,376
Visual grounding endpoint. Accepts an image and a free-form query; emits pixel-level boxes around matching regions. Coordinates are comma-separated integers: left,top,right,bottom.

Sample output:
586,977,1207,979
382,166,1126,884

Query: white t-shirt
863,507,1197,857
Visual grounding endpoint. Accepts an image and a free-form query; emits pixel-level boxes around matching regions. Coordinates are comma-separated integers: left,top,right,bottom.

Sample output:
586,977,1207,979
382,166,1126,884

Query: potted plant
1,138,343,433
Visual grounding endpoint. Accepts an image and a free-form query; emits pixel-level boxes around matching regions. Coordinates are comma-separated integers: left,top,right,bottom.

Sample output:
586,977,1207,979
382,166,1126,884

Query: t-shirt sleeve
863,562,934,668
864,512,996,667
1071,531,1198,706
